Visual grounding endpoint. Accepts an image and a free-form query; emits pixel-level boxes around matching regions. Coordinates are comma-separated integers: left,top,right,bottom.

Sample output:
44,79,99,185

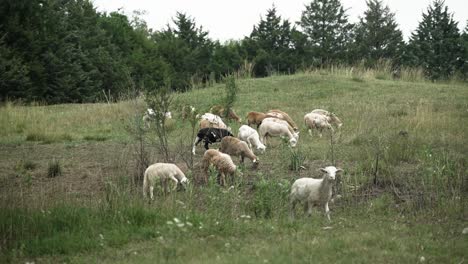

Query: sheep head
320,166,343,181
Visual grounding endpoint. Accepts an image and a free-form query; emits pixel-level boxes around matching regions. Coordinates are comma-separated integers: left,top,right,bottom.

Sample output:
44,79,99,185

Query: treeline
1,0,467,103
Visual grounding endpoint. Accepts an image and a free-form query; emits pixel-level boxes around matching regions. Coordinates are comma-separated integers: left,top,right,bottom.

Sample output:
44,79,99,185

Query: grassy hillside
0,72,467,263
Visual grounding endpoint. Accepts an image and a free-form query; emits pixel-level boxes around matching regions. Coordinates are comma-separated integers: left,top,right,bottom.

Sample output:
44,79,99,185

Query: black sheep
192,128,233,154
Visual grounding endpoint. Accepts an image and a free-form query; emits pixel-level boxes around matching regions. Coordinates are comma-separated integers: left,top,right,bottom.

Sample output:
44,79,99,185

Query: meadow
0,70,467,263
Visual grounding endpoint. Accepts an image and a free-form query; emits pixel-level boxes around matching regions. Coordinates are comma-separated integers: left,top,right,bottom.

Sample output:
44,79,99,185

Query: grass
0,70,467,262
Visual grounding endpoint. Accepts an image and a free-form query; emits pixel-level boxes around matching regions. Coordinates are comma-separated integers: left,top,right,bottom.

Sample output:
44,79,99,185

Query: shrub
47,159,62,178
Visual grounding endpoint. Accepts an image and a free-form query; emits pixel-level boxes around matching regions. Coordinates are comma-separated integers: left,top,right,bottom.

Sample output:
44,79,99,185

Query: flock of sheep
142,106,344,221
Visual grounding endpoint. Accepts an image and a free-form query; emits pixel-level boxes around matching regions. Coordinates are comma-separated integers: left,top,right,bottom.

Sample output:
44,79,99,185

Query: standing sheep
237,125,266,153
202,149,238,186
143,163,189,200
219,136,259,167
311,109,343,128
290,166,343,221
267,109,298,131
259,119,299,147
199,113,228,129
304,112,334,138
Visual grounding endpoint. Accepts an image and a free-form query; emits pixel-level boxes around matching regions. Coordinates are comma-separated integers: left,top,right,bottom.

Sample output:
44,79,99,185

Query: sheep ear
320,168,327,173
336,168,343,173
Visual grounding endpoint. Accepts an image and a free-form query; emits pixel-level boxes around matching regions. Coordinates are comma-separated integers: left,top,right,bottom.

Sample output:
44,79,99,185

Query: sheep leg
325,202,331,221
307,201,313,217
220,172,226,186
204,140,210,150
170,175,179,191
149,186,154,201
308,129,312,137
192,137,202,154
240,155,245,163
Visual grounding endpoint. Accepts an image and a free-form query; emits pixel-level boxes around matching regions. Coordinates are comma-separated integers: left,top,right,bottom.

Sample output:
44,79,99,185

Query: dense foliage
0,0,466,103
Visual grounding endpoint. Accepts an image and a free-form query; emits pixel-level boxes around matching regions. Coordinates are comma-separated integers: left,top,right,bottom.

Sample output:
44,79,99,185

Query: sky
92,0,468,42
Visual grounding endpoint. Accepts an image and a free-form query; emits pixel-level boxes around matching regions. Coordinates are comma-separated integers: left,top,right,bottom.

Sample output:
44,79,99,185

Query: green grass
0,71,467,262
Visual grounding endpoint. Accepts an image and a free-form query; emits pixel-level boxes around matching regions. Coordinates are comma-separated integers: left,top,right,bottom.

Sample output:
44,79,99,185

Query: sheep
258,120,299,147
266,109,298,131
192,127,233,154
245,111,276,128
199,119,224,129
199,113,228,129
290,166,343,221
304,112,334,138
142,108,172,128
202,149,238,186
219,136,259,167
142,163,189,200
210,105,242,123
262,117,297,137
237,125,266,153
311,109,343,128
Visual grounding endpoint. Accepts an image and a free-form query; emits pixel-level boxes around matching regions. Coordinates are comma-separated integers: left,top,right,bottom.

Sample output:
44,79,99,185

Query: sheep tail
142,172,149,198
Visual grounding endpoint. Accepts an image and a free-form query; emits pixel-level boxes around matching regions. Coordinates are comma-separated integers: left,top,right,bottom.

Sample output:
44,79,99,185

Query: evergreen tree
461,23,468,79
248,6,296,76
299,0,353,65
353,0,404,66
407,0,463,80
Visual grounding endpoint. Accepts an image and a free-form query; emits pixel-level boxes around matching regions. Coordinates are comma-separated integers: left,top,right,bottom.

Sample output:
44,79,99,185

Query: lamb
311,109,343,128
192,127,233,154
304,112,334,138
199,113,228,129
237,125,266,153
258,119,299,147
202,149,238,186
210,105,242,123
142,108,172,128
219,136,259,167
290,166,343,221
266,109,298,131
142,163,189,200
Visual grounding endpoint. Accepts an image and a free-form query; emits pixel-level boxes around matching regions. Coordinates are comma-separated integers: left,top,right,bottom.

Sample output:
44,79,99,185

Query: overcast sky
92,0,467,42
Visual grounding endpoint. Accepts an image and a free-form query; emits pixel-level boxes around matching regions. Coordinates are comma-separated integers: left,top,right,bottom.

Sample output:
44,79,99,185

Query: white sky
92,0,468,42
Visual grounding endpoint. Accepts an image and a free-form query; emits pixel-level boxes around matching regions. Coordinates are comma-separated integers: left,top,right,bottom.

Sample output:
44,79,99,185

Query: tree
352,0,404,66
248,6,296,76
406,0,464,80
461,22,468,80
299,0,353,65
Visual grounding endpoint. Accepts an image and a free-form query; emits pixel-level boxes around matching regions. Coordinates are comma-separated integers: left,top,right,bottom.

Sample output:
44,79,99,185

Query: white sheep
262,117,297,138
219,136,259,167
258,119,299,147
237,125,266,153
304,112,334,138
142,163,188,200
311,109,342,128
290,166,343,221
199,113,228,129
143,108,172,128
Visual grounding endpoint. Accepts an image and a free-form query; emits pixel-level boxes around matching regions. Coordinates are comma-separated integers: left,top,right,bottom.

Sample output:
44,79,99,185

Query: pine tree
299,0,353,65
353,0,404,66
461,23,468,79
248,6,295,76
407,0,463,80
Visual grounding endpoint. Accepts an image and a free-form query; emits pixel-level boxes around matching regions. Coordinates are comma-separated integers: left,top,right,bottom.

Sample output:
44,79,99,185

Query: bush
47,159,62,178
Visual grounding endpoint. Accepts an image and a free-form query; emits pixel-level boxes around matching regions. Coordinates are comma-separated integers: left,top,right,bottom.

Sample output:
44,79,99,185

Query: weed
47,159,62,178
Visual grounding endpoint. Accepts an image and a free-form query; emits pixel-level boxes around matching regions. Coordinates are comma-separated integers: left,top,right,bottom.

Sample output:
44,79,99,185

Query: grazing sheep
210,105,242,123
202,149,238,186
290,166,343,221
262,117,297,137
245,111,275,128
143,163,189,200
258,120,299,147
143,108,172,128
192,127,233,154
199,119,224,129
266,109,298,131
237,125,266,153
199,113,228,129
311,109,342,128
211,153,238,186
304,112,334,138
219,136,259,167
